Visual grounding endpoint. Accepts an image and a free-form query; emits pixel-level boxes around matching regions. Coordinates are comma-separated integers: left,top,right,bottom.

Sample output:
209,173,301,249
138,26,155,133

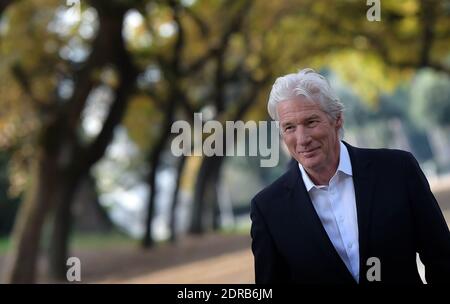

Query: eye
284,125,295,133
307,120,319,127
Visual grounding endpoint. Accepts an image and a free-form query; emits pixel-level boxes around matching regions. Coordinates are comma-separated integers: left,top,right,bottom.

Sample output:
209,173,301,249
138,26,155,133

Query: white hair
267,68,344,139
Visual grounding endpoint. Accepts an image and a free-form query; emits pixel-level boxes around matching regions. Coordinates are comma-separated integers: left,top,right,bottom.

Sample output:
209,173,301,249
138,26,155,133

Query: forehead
276,97,325,122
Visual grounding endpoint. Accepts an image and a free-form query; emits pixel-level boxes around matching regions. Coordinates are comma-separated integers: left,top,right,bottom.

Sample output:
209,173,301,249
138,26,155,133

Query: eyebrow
281,114,321,128
304,114,320,121
280,121,292,128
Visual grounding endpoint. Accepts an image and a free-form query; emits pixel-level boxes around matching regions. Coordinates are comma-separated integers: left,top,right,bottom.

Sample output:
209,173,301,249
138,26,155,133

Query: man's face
277,96,342,175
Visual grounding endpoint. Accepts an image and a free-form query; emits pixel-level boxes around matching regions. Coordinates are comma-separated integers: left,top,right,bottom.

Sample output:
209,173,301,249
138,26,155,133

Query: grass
69,231,137,250
220,221,251,235
0,237,10,255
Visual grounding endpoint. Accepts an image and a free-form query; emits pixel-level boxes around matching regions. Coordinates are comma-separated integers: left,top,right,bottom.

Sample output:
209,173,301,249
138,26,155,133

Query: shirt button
339,216,344,223
347,243,353,249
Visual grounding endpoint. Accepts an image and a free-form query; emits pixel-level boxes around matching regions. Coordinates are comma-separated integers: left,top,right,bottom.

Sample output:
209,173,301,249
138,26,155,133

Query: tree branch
82,6,139,170
181,0,253,76
10,63,54,115
64,9,119,131
184,5,209,37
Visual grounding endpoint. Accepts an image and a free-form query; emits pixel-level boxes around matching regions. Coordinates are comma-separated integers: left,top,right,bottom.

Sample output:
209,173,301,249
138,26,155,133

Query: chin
301,157,322,170
304,163,319,171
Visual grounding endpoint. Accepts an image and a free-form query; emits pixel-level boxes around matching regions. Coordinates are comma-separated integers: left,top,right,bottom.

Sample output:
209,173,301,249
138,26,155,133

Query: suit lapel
343,142,376,283
283,161,356,283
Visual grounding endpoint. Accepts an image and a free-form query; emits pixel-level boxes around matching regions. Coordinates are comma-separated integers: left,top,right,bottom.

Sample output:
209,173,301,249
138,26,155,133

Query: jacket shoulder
252,167,294,206
351,145,414,165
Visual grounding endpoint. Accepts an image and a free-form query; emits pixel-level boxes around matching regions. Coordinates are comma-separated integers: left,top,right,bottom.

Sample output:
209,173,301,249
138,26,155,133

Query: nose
295,126,312,147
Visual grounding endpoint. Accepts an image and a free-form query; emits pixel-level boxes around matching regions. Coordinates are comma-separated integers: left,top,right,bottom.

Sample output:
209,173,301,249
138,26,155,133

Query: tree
1,0,139,283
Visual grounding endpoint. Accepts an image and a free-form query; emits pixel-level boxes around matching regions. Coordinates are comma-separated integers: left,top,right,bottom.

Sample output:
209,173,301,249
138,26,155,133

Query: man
250,68,450,284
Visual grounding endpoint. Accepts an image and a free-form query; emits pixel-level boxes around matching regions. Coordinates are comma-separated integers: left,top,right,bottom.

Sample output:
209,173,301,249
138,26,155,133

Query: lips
299,147,319,157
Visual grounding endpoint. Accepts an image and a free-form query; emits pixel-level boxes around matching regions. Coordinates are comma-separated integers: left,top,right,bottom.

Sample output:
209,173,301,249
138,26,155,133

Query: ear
335,114,343,129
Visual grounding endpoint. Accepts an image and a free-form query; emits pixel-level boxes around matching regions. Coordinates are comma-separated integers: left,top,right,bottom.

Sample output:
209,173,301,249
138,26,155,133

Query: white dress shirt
298,141,360,282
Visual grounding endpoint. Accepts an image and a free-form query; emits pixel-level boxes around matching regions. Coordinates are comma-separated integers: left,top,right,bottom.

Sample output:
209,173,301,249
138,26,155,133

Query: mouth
299,147,319,158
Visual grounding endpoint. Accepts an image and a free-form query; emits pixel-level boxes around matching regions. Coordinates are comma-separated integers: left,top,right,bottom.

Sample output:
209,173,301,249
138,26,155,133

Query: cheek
284,136,298,153
283,135,295,146
314,126,332,142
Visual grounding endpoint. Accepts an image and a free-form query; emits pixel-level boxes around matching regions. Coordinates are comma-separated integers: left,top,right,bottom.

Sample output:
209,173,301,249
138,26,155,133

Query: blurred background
0,0,449,284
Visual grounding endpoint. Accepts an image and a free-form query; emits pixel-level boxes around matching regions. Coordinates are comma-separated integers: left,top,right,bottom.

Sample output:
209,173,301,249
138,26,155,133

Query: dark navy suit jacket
250,142,450,284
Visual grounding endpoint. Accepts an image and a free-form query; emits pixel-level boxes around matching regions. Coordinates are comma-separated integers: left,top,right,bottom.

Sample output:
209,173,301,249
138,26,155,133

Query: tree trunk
141,87,179,248
3,150,61,283
142,135,167,248
189,155,224,234
47,172,81,281
72,175,113,233
47,190,73,281
211,163,222,231
142,160,157,248
169,155,187,243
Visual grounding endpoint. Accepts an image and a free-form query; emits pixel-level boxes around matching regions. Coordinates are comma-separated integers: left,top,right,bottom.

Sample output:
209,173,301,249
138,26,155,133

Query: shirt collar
337,141,353,177
298,141,353,192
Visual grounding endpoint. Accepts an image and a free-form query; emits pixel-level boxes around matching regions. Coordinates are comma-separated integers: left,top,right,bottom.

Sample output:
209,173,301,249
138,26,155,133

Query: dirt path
101,248,254,284
64,233,252,284
0,233,252,283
